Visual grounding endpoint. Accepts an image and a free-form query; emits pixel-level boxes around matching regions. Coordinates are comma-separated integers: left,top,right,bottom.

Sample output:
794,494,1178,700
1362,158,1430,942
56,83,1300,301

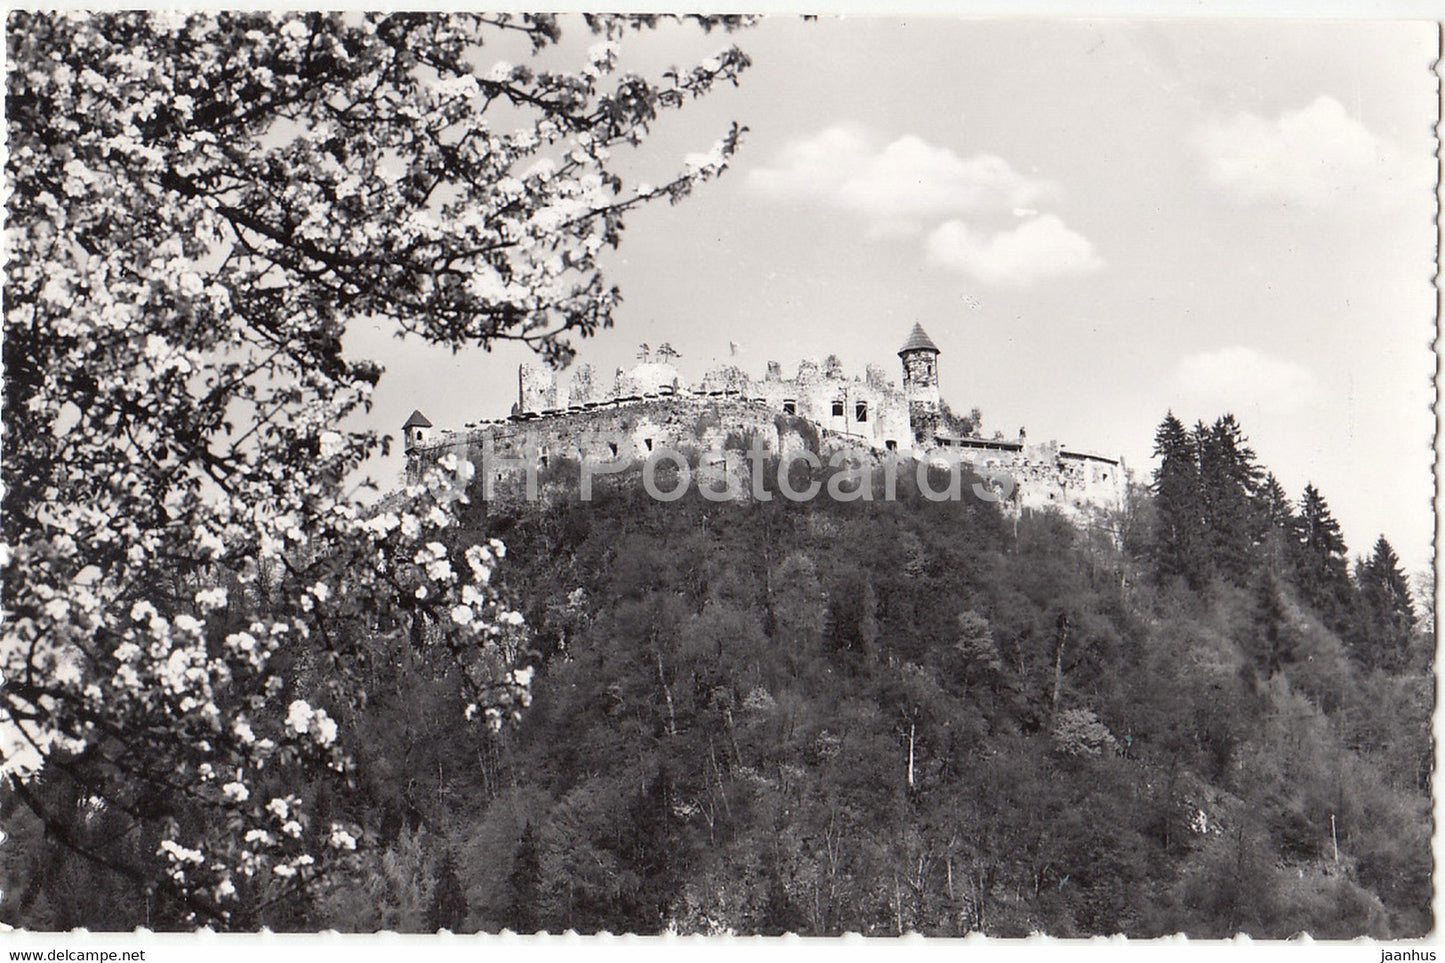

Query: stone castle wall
418,395,869,499
517,357,916,453
410,333,1126,521
411,387,1126,520
942,440,1126,516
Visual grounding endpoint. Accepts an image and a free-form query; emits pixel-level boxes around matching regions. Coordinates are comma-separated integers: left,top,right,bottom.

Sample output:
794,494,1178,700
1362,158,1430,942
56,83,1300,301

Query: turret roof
898,323,940,356
403,409,432,428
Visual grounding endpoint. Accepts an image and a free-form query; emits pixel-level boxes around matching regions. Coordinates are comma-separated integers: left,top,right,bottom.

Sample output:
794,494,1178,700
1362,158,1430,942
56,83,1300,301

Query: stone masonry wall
411,393,1126,521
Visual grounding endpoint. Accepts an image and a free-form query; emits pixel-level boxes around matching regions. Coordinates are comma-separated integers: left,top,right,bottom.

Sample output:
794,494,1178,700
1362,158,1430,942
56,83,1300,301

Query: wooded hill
4,412,1431,936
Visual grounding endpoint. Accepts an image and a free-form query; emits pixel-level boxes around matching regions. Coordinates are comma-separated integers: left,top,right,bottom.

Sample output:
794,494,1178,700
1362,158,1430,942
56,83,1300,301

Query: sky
345,16,1439,576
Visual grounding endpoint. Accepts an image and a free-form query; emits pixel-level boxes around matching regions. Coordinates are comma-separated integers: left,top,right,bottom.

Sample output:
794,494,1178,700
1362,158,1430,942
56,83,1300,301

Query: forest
5,411,1432,937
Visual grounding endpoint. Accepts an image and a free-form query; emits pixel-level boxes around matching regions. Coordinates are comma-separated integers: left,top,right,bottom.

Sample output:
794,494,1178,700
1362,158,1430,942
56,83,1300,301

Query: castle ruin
404,324,1126,519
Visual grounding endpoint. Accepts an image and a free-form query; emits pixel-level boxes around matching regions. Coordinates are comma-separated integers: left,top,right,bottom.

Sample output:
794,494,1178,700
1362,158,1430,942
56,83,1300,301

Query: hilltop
333,414,1430,935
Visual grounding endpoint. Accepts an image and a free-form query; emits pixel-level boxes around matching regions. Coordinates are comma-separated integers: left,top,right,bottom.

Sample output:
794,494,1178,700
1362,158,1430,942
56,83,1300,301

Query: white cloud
749,123,1103,286
925,215,1103,286
747,124,1052,234
1175,347,1319,412
1192,95,1425,209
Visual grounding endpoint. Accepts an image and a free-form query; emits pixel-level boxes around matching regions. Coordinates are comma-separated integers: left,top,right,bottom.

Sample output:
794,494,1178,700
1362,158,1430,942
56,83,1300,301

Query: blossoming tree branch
2,12,750,927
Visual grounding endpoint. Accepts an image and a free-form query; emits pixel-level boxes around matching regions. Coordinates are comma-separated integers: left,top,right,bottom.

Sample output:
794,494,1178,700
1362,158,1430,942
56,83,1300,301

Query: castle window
608,442,619,457
644,438,654,451
885,440,898,451
832,400,845,417
783,399,796,415
855,401,868,422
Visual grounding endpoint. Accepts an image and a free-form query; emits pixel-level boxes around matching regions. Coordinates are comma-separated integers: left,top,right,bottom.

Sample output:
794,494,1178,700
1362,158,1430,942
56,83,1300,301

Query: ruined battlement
405,324,1127,521
512,351,914,453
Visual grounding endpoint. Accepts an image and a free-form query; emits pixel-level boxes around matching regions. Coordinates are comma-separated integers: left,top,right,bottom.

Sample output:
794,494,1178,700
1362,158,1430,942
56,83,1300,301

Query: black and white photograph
1,8,1437,948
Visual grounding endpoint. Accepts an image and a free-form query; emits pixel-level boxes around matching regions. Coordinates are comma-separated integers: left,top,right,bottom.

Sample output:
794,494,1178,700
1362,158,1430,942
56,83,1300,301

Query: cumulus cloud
748,123,1102,286
1192,95,1425,209
1176,347,1319,412
747,124,1052,235
925,215,1103,286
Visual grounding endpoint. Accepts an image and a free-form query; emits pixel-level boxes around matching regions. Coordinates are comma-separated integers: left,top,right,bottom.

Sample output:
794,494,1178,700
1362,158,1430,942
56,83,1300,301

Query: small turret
898,323,941,444
403,409,432,452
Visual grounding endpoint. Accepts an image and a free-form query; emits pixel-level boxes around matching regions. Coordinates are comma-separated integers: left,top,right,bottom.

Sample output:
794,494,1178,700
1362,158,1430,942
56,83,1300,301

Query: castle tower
403,409,432,452
898,323,941,444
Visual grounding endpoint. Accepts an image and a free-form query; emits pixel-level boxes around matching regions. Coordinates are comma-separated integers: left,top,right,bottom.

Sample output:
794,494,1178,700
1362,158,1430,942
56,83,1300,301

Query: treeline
1146,412,1420,673
1,415,1431,936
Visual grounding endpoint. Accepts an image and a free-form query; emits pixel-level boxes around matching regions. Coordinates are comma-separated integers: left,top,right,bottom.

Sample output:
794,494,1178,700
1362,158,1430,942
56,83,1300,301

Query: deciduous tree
3,11,750,927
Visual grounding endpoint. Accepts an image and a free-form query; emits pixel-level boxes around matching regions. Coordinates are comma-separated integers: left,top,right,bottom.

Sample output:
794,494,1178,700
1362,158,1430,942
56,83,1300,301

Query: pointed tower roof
898,323,940,356
403,409,432,429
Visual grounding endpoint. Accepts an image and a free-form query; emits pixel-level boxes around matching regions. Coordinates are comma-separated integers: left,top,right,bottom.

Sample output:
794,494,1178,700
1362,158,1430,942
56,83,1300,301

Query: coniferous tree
1351,536,1415,671
500,822,542,934
1196,415,1265,584
1150,412,1204,585
1257,472,1294,573
427,851,469,933
1258,473,1293,530
1289,484,1353,634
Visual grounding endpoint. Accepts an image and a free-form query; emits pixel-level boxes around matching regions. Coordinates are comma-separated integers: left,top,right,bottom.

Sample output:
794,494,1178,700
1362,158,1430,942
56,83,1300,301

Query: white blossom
285,700,314,736
158,839,205,865
195,587,228,611
311,708,338,747
329,824,358,851
4,10,748,911
318,430,345,458
177,272,205,297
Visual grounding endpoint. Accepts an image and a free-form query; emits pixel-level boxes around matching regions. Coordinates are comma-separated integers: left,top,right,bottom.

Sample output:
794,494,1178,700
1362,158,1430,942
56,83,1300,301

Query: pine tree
1257,473,1293,530
501,822,543,933
1351,536,1415,671
1288,484,1353,634
1150,412,1204,585
426,850,469,932
1257,472,1293,572
1196,415,1265,584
